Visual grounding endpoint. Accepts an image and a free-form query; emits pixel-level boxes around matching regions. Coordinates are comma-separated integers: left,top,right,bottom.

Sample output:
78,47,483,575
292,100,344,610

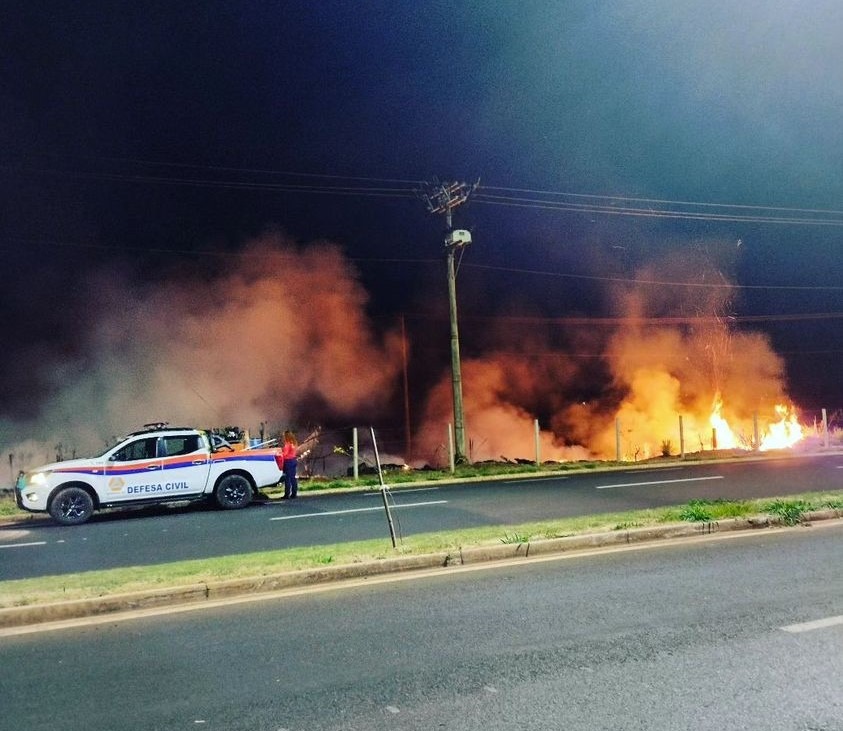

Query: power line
402,311,843,326
11,154,842,220
0,235,443,265
76,155,426,186
5,158,843,225
461,263,843,291
0,164,417,198
5,235,843,293
472,193,843,227
479,185,843,217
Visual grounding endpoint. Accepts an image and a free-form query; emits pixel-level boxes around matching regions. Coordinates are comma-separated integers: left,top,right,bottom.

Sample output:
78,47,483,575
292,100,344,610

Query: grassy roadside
2,489,842,609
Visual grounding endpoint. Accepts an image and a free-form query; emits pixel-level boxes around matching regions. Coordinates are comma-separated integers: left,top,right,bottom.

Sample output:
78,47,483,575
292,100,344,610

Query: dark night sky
2,1,843,459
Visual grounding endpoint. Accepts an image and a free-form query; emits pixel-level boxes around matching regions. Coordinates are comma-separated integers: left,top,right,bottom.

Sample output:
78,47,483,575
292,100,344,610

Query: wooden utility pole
418,179,478,463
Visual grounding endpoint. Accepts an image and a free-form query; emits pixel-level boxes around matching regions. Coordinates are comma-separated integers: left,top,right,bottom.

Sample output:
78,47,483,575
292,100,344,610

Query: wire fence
6,407,842,488
293,406,843,480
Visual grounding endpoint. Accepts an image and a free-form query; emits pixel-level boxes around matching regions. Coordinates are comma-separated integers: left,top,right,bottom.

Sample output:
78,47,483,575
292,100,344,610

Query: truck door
104,435,163,502
157,433,212,498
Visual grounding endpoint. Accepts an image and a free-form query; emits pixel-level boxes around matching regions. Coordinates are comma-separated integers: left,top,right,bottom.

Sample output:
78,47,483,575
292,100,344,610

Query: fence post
753,412,759,451
615,418,621,462
679,414,685,459
447,423,455,473
822,408,829,449
352,427,359,480
534,419,540,466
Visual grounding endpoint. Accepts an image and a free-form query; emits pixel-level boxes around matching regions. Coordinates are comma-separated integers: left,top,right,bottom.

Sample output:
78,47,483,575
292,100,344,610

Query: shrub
500,532,529,544
765,499,808,526
679,500,713,522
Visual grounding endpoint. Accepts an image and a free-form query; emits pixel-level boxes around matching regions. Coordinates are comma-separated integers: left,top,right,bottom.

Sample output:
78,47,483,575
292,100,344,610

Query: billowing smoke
3,236,800,476
414,248,796,462
1,233,403,469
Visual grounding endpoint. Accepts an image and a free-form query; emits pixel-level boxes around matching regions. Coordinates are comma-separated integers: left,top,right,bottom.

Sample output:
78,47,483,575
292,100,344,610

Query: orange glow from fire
708,394,803,452
759,404,804,450
709,394,739,449
413,253,812,464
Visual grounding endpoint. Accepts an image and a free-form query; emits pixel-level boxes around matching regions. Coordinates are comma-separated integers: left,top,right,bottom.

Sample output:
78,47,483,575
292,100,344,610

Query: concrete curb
2,509,840,630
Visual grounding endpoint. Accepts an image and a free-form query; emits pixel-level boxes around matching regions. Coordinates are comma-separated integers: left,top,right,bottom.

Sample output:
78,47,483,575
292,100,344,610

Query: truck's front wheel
214,474,253,510
49,486,95,525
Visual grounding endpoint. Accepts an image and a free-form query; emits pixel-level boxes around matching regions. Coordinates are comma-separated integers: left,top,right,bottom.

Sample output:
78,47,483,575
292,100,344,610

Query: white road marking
269,500,448,521
502,476,569,484
595,476,724,490
623,468,686,474
364,486,441,496
0,541,47,549
781,615,843,633
385,706,400,714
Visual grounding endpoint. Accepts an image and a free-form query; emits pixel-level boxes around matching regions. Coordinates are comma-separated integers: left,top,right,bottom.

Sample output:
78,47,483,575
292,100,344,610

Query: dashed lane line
781,615,843,633
0,541,47,549
595,475,724,490
502,476,570,484
269,500,448,521
364,486,442,496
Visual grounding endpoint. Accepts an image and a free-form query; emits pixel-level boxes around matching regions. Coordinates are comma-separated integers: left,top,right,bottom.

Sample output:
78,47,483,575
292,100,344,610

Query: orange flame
709,394,803,452
709,394,739,449
759,404,804,450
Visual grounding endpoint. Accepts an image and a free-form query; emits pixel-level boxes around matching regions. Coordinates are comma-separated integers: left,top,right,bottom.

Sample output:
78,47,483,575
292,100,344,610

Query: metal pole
753,412,759,450
447,423,455,473
352,427,359,480
401,315,412,461
370,427,397,549
679,414,685,459
534,419,540,466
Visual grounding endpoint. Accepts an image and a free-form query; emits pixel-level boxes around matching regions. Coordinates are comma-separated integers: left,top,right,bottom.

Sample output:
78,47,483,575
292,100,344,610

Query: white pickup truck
15,425,285,525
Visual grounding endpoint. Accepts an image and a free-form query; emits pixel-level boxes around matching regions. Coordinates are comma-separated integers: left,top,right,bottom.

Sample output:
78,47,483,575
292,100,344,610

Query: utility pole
418,179,478,463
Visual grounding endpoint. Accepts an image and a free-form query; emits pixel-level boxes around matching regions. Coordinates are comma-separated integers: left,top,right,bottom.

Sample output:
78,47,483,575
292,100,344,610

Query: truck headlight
29,471,50,486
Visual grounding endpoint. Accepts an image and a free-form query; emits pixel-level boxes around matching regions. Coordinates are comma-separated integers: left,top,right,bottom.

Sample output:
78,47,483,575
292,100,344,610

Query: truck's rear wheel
49,486,95,525
214,474,253,509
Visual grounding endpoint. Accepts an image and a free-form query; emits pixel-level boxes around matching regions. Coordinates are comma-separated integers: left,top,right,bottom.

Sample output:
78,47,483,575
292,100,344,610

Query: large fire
413,247,815,464
709,394,803,452
0,238,812,472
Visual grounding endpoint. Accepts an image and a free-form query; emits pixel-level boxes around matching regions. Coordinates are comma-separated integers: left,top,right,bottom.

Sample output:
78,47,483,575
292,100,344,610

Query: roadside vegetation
1,486,841,610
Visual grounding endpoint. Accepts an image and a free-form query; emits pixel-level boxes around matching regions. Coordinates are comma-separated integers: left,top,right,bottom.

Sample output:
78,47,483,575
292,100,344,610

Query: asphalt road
2,453,843,581
1,522,841,730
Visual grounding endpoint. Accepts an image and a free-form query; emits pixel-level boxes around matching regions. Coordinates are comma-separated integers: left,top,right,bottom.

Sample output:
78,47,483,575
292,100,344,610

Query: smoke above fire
414,249,801,462
2,236,802,475
1,234,403,467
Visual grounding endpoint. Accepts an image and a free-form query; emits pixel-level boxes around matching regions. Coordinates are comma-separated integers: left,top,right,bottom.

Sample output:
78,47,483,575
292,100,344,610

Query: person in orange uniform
281,430,299,499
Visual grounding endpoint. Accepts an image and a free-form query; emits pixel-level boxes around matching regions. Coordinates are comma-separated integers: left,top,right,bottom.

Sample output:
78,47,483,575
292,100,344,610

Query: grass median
2,488,842,610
